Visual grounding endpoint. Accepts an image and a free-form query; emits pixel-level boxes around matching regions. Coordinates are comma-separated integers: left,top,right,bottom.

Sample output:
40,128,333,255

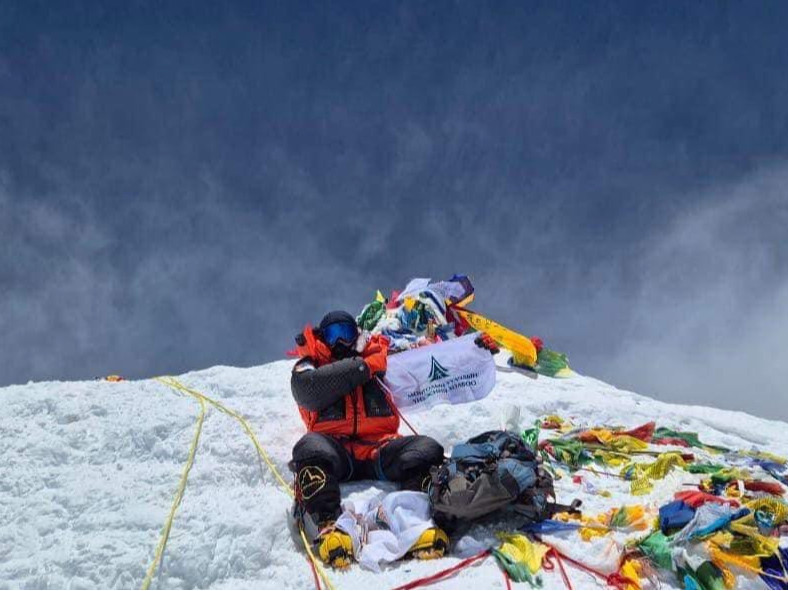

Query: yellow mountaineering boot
316,523,354,569
407,527,449,560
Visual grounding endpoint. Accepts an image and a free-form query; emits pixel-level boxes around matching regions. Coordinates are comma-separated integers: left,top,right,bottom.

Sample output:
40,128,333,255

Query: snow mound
2,361,786,589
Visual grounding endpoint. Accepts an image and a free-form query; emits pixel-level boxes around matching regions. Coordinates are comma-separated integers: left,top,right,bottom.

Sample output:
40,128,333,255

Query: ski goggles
322,321,358,347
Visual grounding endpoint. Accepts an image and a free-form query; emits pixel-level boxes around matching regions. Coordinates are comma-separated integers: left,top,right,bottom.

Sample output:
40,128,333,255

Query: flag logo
428,356,449,382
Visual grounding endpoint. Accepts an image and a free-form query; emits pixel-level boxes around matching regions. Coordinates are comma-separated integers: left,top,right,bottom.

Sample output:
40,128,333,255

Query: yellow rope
156,376,293,496
153,376,335,590
141,395,206,590
300,523,336,590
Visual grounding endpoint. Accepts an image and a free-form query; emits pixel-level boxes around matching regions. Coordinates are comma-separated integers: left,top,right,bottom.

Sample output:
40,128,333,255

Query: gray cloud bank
1,2,787,421
593,167,788,417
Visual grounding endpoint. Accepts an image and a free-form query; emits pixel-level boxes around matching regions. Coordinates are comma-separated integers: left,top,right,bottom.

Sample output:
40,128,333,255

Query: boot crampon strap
407,527,449,560
316,524,353,569
316,524,449,568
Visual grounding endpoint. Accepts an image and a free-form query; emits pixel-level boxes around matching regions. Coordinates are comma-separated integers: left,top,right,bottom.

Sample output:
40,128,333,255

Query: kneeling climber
290,311,447,568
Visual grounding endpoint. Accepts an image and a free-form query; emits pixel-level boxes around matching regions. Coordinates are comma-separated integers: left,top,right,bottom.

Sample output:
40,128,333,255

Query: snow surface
2,360,787,589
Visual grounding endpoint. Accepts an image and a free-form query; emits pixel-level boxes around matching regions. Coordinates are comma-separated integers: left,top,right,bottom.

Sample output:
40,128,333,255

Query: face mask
330,341,355,360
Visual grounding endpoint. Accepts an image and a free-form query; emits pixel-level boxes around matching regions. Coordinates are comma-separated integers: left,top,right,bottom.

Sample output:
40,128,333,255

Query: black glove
474,333,500,355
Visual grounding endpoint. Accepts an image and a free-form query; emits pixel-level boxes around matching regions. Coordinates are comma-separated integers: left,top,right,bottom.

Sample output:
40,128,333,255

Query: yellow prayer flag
496,533,549,575
453,307,537,367
619,559,642,590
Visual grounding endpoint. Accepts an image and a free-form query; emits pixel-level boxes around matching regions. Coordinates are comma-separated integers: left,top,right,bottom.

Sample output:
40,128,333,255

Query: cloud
595,165,788,419
0,167,385,384
2,2,788,425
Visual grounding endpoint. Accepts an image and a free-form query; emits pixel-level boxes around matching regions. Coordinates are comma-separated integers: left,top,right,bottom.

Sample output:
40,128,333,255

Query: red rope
502,567,512,590
577,467,628,480
607,572,639,589
395,406,420,437
542,543,636,590
306,555,321,590
376,377,419,436
393,550,491,590
543,548,573,589
554,550,573,590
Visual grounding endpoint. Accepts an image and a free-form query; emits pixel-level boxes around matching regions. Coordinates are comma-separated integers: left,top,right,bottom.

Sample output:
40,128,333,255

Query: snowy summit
2,360,787,589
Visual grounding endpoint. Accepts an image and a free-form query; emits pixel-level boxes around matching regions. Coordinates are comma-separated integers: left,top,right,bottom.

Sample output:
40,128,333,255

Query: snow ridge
1,361,786,589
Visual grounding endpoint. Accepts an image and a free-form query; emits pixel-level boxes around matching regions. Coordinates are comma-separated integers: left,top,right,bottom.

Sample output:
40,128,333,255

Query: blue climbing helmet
318,311,359,357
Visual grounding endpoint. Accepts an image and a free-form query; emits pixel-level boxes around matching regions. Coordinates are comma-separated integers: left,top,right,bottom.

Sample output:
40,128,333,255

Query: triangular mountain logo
428,356,450,382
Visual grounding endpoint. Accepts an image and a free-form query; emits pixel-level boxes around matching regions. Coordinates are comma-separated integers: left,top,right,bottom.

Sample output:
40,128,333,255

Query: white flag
384,334,496,411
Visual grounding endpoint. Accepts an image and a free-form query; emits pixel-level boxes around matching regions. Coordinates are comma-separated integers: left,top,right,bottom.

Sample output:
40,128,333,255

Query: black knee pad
292,433,330,464
421,436,445,467
402,436,445,471
290,432,354,488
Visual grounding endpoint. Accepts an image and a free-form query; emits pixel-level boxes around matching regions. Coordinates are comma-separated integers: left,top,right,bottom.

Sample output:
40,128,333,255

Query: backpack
428,430,567,533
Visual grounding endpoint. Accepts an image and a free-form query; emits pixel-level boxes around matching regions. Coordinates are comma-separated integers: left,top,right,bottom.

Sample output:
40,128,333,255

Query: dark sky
2,1,787,419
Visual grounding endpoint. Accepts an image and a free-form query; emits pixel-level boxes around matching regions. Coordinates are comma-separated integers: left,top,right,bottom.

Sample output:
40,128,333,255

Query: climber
289,311,447,569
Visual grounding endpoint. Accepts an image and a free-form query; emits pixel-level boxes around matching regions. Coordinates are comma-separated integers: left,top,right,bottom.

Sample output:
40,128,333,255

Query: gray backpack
428,430,566,533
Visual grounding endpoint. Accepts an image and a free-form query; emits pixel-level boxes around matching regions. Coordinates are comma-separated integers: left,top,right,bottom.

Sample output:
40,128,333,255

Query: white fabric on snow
336,491,435,572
